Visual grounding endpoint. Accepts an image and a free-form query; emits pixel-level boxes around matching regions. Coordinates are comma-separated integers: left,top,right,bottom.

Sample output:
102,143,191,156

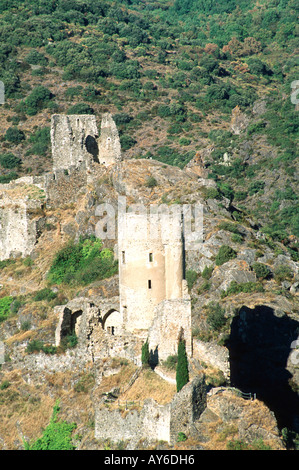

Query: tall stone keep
98,113,122,165
118,207,183,331
51,114,99,171
118,204,192,361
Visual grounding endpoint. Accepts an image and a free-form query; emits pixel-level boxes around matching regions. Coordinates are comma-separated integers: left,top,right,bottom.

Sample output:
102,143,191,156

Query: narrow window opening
149,253,153,262
122,251,125,264
148,280,152,289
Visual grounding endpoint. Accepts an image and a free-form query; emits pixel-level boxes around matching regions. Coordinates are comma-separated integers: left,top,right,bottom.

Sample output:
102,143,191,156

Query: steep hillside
0,0,298,245
0,0,298,452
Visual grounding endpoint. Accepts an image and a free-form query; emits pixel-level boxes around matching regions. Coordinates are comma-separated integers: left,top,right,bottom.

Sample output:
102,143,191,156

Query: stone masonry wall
51,114,99,171
0,182,46,260
148,297,192,363
94,376,207,447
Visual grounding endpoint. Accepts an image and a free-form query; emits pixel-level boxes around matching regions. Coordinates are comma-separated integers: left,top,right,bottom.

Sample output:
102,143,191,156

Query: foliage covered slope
0,0,298,247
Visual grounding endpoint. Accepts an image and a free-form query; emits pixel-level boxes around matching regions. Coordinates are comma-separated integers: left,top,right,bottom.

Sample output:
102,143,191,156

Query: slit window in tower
149,252,153,262
148,280,152,289
122,251,125,264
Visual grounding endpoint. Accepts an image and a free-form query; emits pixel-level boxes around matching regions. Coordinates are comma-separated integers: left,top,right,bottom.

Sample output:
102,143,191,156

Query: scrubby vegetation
47,236,118,286
0,0,297,249
24,401,76,450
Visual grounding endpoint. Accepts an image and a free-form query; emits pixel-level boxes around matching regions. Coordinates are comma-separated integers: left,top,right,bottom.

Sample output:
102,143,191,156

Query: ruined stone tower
51,114,99,171
51,113,122,172
118,204,192,361
97,113,122,166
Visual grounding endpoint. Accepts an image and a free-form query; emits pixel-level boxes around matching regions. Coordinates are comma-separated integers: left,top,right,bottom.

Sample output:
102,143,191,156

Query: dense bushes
206,302,227,331
215,245,237,266
47,236,118,286
0,153,22,169
24,86,53,115
4,127,25,144
0,296,14,323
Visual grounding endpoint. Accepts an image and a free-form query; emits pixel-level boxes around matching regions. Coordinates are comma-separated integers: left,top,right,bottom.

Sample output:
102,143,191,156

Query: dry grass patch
120,367,176,405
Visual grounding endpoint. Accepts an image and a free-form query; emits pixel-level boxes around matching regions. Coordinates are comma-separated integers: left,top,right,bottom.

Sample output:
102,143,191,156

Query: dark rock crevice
228,305,299,432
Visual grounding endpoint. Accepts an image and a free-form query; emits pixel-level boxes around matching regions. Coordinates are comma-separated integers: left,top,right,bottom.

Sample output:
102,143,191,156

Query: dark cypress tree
141,339,150,367
176,340,189,392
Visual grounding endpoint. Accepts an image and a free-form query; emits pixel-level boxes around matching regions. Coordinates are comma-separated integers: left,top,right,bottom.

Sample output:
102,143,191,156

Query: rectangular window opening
122,251,125,264
149,252,153,262
148,280,152,289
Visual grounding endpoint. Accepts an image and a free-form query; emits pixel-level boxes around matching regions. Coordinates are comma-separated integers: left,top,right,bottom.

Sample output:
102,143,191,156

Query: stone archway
85,135,99,162
57,307,83,346
102,309,121,335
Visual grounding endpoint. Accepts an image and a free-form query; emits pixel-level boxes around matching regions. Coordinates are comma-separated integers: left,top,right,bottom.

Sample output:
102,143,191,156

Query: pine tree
176,340,189,392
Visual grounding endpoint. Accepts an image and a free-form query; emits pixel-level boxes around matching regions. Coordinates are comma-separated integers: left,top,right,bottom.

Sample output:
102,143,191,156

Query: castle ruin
51,113,122,172
1,112,192,367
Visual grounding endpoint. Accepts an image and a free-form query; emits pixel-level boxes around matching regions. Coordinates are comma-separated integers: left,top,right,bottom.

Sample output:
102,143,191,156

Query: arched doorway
102,309,121,335
85,135,99,162
58,308,83,345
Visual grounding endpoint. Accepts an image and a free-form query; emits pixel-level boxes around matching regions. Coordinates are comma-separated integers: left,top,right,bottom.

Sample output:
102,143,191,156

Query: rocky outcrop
230,105,250,135
197,388,285,449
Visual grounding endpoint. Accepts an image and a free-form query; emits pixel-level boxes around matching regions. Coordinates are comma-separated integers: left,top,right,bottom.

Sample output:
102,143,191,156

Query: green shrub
25,50,48,66
221,281,264,298
215,245,237,266
177,432,187,442
0,296,14,323
33,288,57,302
0,380,10,390
197,280,211,294
61,333,78,350
120,135,136,150
4,127,25,143
0,153,22,169
218,222,241,235
0,172,18,183
145,176,158,188
141,339,150,367
25,86,53,115
231,234,243,243
67,103,94,115
26,339,57,355
26,127,50,157
186,270,198,290
47,236,118,286
202,265,214,280
252,262,271,280
248,181,265,196
206,302,227,331
274,265,294,283
24,401,76,450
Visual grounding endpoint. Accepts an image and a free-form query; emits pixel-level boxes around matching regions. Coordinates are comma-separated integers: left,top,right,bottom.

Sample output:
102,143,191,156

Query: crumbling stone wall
51,113,122,172
148,297,192,363
94,376,207,447
54,296,143,365
51,114,99,171
0,182,46,260
98,113,122,166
